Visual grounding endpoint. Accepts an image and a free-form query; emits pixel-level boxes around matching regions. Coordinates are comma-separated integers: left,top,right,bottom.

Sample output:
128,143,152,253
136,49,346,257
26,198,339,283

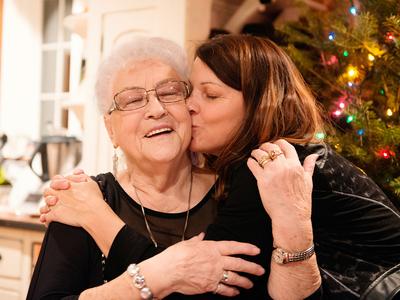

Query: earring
112,146,119,177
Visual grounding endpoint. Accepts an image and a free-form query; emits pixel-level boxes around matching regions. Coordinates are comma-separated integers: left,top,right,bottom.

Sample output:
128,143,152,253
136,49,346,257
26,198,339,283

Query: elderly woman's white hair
95,36,189,114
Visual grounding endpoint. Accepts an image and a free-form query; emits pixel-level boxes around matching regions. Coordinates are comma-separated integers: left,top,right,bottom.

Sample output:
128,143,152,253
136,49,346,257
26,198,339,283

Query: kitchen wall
0,0,42,139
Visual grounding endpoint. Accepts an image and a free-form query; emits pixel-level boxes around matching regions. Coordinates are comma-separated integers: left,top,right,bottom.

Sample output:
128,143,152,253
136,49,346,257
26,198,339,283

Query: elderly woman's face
105,59,192,164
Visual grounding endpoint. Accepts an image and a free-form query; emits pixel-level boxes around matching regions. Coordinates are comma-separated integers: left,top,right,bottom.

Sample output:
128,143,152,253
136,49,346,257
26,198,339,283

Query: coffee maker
29,135,82,182
19,135,82,214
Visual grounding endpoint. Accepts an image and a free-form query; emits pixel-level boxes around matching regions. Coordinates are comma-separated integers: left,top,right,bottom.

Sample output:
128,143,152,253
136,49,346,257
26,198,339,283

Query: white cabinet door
0,238,22,279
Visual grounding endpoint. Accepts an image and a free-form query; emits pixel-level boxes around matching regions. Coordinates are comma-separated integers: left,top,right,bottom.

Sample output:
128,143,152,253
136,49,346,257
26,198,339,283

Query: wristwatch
272,244,315,264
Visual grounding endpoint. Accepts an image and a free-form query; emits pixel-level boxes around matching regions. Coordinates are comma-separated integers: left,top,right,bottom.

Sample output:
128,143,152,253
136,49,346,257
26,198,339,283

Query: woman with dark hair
39,34,400,299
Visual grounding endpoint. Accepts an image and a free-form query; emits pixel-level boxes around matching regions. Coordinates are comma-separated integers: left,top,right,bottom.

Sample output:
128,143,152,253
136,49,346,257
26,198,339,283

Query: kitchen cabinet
0,213,45,300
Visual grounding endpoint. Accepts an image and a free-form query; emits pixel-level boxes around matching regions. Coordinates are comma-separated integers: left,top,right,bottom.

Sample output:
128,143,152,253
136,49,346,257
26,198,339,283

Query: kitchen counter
0,211,45,232
0,185,45,232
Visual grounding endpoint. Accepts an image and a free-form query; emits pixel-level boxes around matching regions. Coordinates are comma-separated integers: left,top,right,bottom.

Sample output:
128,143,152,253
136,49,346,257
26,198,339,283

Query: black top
27,143,400,299
106,144,400,299
27,174,218,300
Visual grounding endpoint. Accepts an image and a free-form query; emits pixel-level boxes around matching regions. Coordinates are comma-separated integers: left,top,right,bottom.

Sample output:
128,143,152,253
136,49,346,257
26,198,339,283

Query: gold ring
267,150,283,161
257,155,271,168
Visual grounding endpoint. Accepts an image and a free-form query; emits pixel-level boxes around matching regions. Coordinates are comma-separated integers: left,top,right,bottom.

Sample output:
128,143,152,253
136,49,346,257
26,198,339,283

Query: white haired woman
27,37,268,300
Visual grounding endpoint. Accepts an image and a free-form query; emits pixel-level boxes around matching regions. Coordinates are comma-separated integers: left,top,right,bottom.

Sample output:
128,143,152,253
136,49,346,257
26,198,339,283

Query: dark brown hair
195,34,324,200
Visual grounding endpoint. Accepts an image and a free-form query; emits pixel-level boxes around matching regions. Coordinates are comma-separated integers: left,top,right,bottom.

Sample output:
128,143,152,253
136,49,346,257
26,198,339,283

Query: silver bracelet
127,264,154,300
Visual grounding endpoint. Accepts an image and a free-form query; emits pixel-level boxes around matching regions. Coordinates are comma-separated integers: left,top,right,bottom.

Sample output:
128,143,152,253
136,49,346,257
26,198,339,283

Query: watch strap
272,244,315,264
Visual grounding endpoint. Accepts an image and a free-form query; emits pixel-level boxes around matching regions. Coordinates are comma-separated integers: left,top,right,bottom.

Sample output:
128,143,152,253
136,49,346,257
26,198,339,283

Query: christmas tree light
281,0,400,198
347,66,358,78
368,54,375,61
346,115,355,123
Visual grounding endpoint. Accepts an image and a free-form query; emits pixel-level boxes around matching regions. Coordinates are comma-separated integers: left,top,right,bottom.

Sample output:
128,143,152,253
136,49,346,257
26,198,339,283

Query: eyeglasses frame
108,80,191,114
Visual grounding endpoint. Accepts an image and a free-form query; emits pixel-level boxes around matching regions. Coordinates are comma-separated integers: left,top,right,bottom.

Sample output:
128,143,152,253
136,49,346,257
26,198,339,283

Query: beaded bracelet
127,264,154,300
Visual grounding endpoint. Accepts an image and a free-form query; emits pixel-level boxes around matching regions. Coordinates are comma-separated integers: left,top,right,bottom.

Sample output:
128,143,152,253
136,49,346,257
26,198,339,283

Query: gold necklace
132,171,193,248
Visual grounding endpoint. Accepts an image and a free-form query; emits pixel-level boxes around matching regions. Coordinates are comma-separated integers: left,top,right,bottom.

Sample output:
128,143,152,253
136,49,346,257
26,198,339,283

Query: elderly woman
40,34,400,299
27,37,273,300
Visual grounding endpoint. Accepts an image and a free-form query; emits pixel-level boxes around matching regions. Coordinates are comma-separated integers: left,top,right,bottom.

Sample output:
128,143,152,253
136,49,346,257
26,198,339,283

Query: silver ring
213,283,221,294
221,270,229,283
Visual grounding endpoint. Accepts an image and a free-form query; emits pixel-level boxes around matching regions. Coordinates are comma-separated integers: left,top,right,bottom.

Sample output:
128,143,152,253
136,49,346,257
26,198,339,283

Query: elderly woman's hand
39,169,90,225
40,170,125,256
138,233,265,298
79,234,264,299
40,175,106,227
247,139,318,248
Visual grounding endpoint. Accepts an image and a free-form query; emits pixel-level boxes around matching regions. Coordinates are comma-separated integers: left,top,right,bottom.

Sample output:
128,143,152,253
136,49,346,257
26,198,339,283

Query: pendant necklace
132,171,193,248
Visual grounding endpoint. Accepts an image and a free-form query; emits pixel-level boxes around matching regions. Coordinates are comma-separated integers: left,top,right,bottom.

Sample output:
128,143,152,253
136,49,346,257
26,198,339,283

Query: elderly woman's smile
144,126,173,138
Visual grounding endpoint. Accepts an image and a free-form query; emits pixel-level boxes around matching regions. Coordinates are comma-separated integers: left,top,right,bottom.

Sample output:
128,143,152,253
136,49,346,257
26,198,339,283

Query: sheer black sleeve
104,224,162,280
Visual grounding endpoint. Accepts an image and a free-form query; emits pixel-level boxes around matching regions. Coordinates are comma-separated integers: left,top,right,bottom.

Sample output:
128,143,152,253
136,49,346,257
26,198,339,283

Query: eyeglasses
108,80,191,114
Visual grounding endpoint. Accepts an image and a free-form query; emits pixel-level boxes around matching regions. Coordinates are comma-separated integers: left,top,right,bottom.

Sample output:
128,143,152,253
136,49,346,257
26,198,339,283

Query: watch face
272,250,285,264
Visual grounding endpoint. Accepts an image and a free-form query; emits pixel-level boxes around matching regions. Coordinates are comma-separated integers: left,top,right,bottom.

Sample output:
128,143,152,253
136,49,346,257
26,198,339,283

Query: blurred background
0,1,398,298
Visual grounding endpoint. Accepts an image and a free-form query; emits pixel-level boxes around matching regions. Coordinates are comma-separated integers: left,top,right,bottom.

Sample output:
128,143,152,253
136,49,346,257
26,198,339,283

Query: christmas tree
279,0,400,203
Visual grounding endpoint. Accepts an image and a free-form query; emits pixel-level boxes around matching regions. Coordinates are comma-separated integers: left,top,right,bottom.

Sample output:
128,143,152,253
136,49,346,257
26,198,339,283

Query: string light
348,82,354,87
357,129,365,136
315,132,325,140
326,55,338,65
346,115,355,123
328,32,336,41
349,6,357,15
343,50,349,57
347,66,358,79
387,108,393,117
386,32,395,42
379,89,385,95
339,102,345,109
368,54,375,61
333,109,342,117
377,148,395,159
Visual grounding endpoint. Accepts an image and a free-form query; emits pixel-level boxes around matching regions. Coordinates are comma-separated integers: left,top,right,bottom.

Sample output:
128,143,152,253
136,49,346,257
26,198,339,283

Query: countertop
0,186,46,231
0,210,45,232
